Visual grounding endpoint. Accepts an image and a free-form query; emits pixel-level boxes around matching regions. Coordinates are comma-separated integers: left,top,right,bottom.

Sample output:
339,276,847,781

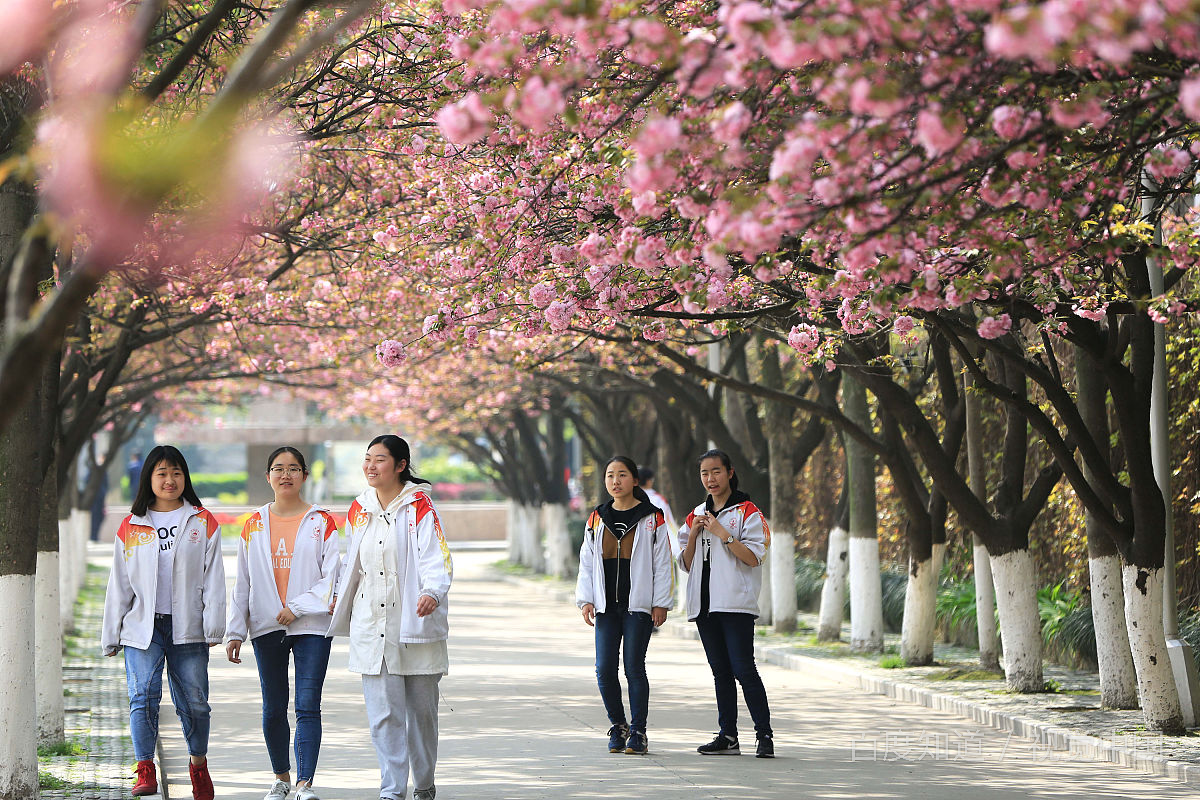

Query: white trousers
361,670,441,800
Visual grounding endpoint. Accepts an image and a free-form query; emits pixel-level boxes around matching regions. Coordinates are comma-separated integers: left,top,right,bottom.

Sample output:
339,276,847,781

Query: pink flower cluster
376,339,407,367
436,93,493,145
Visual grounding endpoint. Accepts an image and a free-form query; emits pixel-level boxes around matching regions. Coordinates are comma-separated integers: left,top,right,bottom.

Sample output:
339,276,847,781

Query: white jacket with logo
226,504,342,642
678,497,771,620
575,504,675,615
327,483,453,657
101,506,226,653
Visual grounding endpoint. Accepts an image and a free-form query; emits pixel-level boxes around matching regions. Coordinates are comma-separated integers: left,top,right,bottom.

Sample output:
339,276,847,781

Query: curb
494,567,1200,788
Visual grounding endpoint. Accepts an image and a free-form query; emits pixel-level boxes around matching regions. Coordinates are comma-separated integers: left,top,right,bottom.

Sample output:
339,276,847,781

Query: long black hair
131,445,202,516
604,455,651,503
368,435,430,486
267,446,309,475
697,448,740,492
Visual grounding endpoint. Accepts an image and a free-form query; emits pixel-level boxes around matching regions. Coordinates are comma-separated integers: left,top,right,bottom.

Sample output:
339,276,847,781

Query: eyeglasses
269,466,305,476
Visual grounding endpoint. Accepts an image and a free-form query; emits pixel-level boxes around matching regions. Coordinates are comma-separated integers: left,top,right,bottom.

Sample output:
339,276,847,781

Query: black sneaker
625,730,648,755
697,733,740,755
755,735,775,758
607,724,629,753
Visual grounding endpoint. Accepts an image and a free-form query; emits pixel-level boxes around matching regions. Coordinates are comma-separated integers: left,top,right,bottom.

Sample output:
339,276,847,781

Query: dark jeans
695,611,772,739
124,614,210,760
594,607,654,733
251,631,333,782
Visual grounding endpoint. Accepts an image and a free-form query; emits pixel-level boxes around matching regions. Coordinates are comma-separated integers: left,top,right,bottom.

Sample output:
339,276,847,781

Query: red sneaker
131,760,157,796
189,760,214,800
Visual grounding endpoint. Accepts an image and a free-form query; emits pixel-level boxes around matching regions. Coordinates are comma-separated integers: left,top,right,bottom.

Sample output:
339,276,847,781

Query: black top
596,499,657,609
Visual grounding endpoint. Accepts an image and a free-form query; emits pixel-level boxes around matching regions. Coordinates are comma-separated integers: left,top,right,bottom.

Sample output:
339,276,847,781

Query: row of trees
5,3,1200,796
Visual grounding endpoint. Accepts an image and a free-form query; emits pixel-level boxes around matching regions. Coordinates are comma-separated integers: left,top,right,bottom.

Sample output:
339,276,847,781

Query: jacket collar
705,490,751,516
130,503,203,527
355,482,428,516
595,498,656,537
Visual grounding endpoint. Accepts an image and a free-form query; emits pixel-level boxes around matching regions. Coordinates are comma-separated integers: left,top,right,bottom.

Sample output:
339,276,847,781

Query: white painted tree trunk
0,574,38,800
75,509,88,592
1123,564,1184,731
1088,556,1138,709
900,543,944,666
519,503,545,573
541,503,573,579
849,536,884,653
59,517,76,632
35,550,64,744
973,539,1000,670
757,551,773,625
990,550,1043,692
818,525,849,641
506,501,521,564
770,529,797,633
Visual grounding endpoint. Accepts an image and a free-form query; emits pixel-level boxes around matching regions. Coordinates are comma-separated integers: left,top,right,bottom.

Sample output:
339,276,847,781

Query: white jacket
101,506,226,653
678,496,770,620
328,483,453,647
576,503,675,615
226,504,342,642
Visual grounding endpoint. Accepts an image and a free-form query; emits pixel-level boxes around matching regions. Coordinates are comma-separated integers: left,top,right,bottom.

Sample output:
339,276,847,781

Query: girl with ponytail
575,456,675,755
679,449,775,759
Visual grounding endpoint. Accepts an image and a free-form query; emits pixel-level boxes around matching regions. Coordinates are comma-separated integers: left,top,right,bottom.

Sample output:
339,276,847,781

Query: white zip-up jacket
576,503,675,615
328,483,453,648
101,506,226,654
226,504,342,642
678,496,770,620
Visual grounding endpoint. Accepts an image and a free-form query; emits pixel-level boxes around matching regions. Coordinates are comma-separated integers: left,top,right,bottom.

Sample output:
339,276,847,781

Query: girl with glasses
226,446,342,800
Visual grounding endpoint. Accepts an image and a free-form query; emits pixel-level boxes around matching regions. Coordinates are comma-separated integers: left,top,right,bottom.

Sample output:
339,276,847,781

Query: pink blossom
436,93,493,145
544,299,576,333
0,0,52,73
376,339,407,367
550,245,575,264
512,76,565,132
788,323,820,353
991,106,1027,139
632,190,659,217
630,17,670,45
914,108,962,157
642,321,668,342
529,281,556,309
632,116,681,159
464,325,480,346
893,315,916,334
1181,77,1200,122
977,314,1012,339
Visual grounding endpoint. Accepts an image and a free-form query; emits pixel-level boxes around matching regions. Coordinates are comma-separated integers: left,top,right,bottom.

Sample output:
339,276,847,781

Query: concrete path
161,551,1196,799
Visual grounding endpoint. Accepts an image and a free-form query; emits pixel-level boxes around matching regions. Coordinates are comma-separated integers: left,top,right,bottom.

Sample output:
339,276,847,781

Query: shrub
190,472,246,498
793,556,827,611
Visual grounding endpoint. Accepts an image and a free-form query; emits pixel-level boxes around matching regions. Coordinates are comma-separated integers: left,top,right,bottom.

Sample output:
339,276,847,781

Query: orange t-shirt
269,507,309,605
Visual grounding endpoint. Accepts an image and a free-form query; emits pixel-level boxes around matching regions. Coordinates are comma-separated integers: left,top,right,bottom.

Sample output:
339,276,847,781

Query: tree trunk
900,544,941,665
0,395,42,799
990,549,1043,692
972,537,1000,670
520,503,544,573
1075,344,1138,708
507,500,521,564
541,502,573,578
1123,564,1184,733
963,369,999,670
818,523,849,641
844,376,883,653
35,360,63,744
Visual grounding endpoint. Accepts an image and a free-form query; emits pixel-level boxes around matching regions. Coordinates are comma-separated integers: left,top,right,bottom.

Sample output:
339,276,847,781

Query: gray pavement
149,550,1200,800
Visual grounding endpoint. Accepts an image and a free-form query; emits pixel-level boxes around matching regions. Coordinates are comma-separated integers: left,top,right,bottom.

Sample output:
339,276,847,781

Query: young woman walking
328,435,453,800
576,456,674,755
679,449,775,758
101,445,226,799
226,446,342,800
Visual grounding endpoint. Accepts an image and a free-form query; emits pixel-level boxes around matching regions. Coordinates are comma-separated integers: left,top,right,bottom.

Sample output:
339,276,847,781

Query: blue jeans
251,631,333,782
594,607,653,733
124,614,211,761
695,612,772,739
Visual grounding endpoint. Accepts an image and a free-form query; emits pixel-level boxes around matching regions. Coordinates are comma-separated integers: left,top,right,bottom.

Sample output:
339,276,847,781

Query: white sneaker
264,779,291,800
295,787,320,800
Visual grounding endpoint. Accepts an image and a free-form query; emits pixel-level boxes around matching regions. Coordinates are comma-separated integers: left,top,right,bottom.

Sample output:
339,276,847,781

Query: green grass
38,740,86,759
879,654,906,669
929,667,1005,681
38,772,70,790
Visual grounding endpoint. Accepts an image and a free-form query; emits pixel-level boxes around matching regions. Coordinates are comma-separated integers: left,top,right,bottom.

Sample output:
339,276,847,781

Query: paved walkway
140,550,1200,800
